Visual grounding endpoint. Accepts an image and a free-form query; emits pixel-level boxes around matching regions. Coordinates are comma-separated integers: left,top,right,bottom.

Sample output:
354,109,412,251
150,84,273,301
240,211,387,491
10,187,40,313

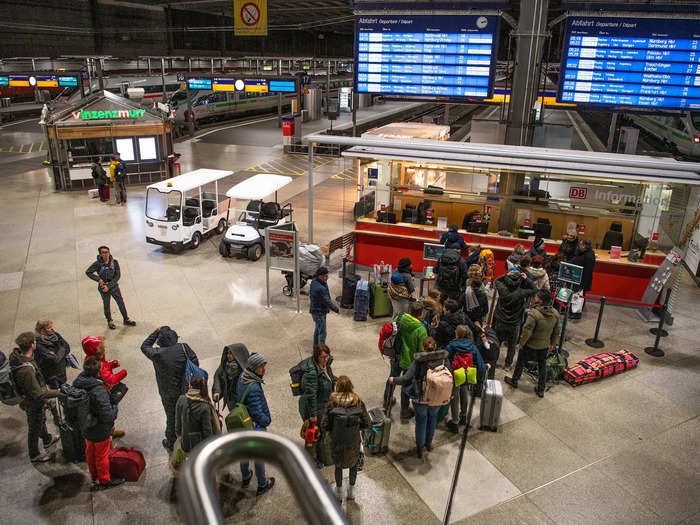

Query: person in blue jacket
444,325,489,433
439,224,467,251
309,267,339,347
236,352,275,496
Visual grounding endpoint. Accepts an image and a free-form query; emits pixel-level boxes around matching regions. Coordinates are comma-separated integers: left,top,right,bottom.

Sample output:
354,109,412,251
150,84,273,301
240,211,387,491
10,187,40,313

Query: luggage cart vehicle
282,244,326,296
219,174,293,261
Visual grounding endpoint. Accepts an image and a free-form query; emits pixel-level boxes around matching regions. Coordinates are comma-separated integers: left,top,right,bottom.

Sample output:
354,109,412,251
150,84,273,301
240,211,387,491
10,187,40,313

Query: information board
355,14,499,100
187,78,213,90
187,76,295,93
558,17,700,110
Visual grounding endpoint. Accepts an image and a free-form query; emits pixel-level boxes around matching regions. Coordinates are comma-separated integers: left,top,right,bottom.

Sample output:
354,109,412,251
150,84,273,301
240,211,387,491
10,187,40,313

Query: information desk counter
354,218,665,301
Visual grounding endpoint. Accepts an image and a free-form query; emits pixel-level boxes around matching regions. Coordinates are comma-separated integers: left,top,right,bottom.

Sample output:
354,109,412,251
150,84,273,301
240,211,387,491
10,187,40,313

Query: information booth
42,90,174,191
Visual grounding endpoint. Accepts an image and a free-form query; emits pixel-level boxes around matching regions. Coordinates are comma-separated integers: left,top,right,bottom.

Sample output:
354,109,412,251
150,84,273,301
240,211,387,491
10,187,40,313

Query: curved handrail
177,431,349,525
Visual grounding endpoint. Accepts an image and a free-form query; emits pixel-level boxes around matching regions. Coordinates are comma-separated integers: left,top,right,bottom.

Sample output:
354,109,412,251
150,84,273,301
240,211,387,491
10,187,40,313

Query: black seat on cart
185,198,199,207
166,206,180,221
183,207,199,226
202,200,216,217
260,202,281,221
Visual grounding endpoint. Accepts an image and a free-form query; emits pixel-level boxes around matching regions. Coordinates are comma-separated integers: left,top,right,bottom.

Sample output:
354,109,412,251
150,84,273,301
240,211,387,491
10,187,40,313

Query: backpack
379,314,403,360
225,383,255,431
437,250,461,291
59,383,96,433
328,405,362,452
545,351,568,383
289,360,306,396
182,344,208,388
451,352,473,373
1,357,30,405
423,365,453,406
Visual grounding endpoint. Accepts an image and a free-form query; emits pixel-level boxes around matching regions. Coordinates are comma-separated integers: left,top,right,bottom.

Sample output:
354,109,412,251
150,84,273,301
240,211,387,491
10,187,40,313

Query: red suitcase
102,184,110,200
109,446,146,481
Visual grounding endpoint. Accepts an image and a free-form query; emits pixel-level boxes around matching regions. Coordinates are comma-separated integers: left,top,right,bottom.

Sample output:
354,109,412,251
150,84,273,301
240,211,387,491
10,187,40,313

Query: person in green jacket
392,301,428,420
91,158,108,202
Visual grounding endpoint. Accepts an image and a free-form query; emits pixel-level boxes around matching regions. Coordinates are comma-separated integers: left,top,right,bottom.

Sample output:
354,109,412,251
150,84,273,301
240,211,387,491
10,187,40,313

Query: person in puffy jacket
422,290,443,327
394,301,428,420
435,249,468,300
440,224,467,251
527,237,549,268
529,255,550,291
460,278,489,326
445,325,489,433
493,270,537,369
558,227,579,261
298,344,337,425
506,244,526,272
34,319,74,426
236,353,275,496
212,344,248,411
434,298,480,349
175,375,221,454
388,270,411,315
85,246,136,330
73,356,123,489
568,239,596,319
309,267,339,347
141,326,199,452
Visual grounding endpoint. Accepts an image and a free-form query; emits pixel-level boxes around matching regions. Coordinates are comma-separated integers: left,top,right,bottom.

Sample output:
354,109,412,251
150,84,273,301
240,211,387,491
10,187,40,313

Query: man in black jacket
73,356,124,489
435,249,468,301
493,270,537,369
141,326,199,452
569,239,596,318
85,246,136,330
434,298,480,349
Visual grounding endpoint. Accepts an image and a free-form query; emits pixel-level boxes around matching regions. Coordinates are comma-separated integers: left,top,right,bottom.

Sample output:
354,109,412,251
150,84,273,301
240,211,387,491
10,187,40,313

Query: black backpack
289,360,307,396
437,250,461,291
59,384,96,433
328,405,362,451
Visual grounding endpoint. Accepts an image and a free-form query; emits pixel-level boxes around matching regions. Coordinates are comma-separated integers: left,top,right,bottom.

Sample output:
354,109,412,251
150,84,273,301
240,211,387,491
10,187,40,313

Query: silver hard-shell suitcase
365,407,391,455
479,379,503,432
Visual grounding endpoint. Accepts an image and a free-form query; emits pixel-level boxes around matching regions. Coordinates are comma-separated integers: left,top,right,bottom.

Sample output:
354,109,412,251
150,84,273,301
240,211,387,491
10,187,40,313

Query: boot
400,407,414,420
334,485,343,501
346,484,355,500
111,429,125,438
446,421,459,434
504,376,518,389
416,447,424,459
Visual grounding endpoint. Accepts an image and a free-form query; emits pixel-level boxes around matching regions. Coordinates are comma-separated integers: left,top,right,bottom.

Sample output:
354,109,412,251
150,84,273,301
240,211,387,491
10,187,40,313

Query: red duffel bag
562,350,639,387
109,446,146,481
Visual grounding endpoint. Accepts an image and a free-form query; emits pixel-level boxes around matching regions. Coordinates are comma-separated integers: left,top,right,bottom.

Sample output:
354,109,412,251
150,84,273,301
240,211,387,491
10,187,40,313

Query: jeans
86,437,111,484
240,460,268,488
512,346,548,394
450,383,469,423
162,395,179,448
494,321,518,366
97,184,104,201
390,297,409,316
413,402,439,449
383,359,409,411
312,313,327,347
335,466,358,487
115,182,127,204
26,401,51,458
100,286,128,322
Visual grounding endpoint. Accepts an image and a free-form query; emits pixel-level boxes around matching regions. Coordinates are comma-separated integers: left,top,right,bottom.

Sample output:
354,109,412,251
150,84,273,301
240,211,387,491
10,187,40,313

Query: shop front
42,90,174,190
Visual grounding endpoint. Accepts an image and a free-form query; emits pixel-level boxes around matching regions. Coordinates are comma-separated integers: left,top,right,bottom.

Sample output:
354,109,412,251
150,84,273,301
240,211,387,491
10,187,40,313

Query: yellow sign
234,0,267,36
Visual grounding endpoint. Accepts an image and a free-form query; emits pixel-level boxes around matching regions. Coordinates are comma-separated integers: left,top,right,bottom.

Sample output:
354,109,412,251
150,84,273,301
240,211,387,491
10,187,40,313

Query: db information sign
569,186,588,199
234,0,267,36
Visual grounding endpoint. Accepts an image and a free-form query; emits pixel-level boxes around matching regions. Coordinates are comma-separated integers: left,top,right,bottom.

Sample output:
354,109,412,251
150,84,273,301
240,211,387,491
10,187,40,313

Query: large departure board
558,17,700,110
355,14,499,100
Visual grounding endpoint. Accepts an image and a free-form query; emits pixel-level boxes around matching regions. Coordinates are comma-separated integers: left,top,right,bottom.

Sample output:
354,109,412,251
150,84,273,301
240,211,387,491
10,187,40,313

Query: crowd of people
90,153,128,205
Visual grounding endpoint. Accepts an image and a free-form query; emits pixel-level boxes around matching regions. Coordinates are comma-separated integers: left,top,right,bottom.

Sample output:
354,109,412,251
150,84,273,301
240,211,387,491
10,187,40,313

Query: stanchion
585,297,606,348
649,289,671,337
645,289,671,358
557,297,570,358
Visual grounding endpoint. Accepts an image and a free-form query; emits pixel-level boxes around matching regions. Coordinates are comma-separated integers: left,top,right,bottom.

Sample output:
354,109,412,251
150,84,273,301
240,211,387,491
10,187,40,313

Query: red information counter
354,219,665,302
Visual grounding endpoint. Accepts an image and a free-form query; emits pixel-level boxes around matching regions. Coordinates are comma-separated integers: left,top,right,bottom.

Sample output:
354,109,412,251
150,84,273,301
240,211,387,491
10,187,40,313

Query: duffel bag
562,350,639,387
109,446,146,481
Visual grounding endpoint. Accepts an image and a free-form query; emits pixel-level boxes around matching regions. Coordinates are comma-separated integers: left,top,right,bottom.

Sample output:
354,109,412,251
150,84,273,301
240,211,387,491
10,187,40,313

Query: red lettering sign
569,186,588,200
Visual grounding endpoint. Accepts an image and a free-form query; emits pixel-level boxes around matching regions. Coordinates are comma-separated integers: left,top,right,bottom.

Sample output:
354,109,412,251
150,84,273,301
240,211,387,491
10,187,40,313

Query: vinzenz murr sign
72,109,146,120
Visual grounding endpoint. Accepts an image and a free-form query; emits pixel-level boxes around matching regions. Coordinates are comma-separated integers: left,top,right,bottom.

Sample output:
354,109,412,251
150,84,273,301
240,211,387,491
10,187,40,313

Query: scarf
241,368,264,385
388,281,410,300
185,388,222,434
465,287,480,311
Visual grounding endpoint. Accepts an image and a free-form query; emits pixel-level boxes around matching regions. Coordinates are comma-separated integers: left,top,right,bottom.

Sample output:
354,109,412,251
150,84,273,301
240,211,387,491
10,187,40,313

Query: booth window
138,137,158,160
115,138,135,161
146,188,182,222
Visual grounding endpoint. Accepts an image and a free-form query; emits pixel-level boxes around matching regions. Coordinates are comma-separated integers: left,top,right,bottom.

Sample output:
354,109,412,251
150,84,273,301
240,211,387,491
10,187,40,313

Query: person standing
527,237,549,269
505,291,561,397
434,298,479,349
34,319,74,426
309,267,339,347
9,332,59,463
212,344,248,412
237,353,275,496
493,269,537,369
435,248,468,301
73,356,124,489
321,376,370,501
388,259,414,316
298,344,337,429
558,227,579,261
569,239,596,318
439,224,467,251
460,278,489,326
91,158,108,202
111,153,127,206
506,244,526,272
141,326,199,452
529,255,550,291
393,301,428,421
175,375,222,455
85,246,136,330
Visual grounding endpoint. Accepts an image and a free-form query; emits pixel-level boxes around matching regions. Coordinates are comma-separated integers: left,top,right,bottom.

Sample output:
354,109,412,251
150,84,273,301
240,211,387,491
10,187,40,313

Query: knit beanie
81,336,103,357
246,353,266,371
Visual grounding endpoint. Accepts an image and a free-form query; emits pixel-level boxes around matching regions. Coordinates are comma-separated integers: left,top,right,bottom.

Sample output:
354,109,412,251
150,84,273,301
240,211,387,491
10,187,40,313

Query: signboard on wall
234,0,268,36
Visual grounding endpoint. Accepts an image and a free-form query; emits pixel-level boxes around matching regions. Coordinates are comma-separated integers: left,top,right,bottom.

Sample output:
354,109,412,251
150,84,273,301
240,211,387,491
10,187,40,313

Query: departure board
558,17,700,110
355,14,499,100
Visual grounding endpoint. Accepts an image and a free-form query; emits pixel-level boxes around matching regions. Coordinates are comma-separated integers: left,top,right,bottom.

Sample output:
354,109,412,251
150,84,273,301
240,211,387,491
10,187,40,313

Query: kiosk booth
42,90,174,191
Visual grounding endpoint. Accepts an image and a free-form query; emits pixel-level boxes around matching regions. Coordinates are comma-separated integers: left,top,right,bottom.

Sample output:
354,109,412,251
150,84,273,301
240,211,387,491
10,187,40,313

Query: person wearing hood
493,269,537,369
237,353,275,496
506,244,526,272
558,227,579,261
73,356,124,489
141,326,199,452
434,298,480,350
391,301,428,421
527,237,549,268
460,278,489,326
529,255,550,291
505,291,561,397
175,375,222,455
212,344,248,411
389,337,448,458
10,332,59,463
309,267,339,347
445,325,489,433
440,224,467,251
85,246,136,330
388,258,414,315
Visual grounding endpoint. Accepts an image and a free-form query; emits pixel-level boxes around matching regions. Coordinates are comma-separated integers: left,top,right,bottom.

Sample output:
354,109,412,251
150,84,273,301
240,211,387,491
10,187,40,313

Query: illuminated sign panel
213,78,237,91
9,75,30,87
269,80,296,92
72,109,146,120
58,76,78,87
355,14,499,100
558,17,700,109
187,78,213,90
244,79,269,93
0,76,8,86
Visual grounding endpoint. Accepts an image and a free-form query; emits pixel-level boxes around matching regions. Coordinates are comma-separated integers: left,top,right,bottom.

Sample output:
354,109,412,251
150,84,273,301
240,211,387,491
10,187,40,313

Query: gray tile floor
0,122,698,525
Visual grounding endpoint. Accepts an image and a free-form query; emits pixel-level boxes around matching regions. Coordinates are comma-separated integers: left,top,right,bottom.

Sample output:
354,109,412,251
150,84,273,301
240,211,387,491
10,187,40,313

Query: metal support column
607,113,618,152
210,58,214,75
278,58,283,128
352,91,358,137
308,143,314,243
161,58,167,102
326,59,331,114
86,58,92,95
96,58,104,91
504,0,550,146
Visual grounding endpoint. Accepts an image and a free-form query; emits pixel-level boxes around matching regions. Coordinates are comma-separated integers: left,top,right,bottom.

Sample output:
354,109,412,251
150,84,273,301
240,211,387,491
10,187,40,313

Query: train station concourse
1,1,700,525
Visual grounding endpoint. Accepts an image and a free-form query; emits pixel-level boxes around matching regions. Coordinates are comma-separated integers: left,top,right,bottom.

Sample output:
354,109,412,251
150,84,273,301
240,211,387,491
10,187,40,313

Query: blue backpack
181,344,207,386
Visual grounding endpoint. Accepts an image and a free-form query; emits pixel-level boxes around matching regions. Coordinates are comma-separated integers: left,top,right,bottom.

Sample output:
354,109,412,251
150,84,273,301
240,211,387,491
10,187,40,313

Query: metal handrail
178,431,349,525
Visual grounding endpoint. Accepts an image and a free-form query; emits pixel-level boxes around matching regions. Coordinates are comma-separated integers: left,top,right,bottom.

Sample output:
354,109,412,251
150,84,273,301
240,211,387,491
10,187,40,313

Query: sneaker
535,388,544,398
446,421,459,434
400,407,414,420
334,485,343,501
416,447,424,459
242,474,252,488
458,415,467,426
30,453,50,463
124,319,136,327
100,477,125,489
111,429,125,438
162,439,173,453
504,376,518,389
256,477,275,496
346,484,355,500
425,443,433,452
42,434,59,448
108,321,116,330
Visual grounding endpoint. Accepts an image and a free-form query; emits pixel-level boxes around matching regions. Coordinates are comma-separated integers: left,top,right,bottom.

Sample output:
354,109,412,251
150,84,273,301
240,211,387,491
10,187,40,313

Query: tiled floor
0,121,698,525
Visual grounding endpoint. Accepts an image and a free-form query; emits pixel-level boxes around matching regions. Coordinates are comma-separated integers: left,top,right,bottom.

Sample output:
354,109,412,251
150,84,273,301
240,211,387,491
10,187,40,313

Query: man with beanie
237,352,275,496
527,237,549,268
309,267,339,347
140,326,199,452
440,224,467,251
85,246,136,330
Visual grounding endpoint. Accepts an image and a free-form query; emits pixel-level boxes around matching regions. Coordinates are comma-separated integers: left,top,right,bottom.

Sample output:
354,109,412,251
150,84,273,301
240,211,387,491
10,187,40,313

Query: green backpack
546,351,568,383
225,384,255,431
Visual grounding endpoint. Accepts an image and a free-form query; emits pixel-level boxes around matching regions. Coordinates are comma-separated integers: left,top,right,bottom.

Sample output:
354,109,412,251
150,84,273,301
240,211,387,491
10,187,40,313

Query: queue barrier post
585,296,606,349
557,296,571,358
650,290,670,337
644,289,671,358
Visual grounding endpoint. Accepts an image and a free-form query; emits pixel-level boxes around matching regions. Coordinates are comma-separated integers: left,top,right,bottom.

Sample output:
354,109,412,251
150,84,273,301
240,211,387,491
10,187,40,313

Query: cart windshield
146,188,182,222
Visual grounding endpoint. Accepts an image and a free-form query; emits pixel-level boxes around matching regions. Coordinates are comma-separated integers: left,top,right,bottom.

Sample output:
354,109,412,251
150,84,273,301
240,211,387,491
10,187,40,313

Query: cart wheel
248,243,262,261
283,285,293,296
190,232,201,249
219,240,230,257
216,219,226,234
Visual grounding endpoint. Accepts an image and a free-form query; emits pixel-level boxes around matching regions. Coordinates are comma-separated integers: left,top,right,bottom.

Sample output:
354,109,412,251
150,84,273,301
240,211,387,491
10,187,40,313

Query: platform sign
58,76,78,87
213,78,237,91
9,75,29,87
355,14,500,101
558,17,700,110
234,0,267,36
269,80,296,92
0,76,8,86
187,78,213,90
244,79,269,93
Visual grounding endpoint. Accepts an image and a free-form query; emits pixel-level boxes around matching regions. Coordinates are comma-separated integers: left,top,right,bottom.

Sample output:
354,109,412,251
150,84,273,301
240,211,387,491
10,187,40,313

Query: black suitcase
341,274,360,309
58,419,85,463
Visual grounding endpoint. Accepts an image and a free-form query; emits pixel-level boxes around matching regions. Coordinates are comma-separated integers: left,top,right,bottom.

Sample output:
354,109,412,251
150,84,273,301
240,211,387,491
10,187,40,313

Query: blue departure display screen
58,76,78,87
0,76,8,86
269,80,296,92
355,14,499,100
187,78,212,90
558,17,700,110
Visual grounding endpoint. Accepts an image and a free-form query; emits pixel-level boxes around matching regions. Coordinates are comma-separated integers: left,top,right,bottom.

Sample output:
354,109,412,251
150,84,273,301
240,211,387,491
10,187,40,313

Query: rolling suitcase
369,282,392,318
364,407,391,455
479,379,503,432
341,274,360,309
102,184,110,200
56,403,85,463
353,280,370,321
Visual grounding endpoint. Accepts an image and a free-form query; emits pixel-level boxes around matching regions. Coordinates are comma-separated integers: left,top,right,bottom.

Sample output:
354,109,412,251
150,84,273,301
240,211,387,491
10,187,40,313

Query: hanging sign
72,109,146,120
234,0,267,36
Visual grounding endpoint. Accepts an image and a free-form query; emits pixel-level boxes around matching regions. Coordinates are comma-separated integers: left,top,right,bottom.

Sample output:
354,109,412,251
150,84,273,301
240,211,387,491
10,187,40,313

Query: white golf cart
145,168,232,251
219,173,294,261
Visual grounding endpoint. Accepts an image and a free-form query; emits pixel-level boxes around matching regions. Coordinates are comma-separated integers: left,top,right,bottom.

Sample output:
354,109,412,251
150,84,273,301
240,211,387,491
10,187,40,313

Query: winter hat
397,257,412,272
246,352,266,371
533,237,544,250
81,336,103,357
315,266,329,276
